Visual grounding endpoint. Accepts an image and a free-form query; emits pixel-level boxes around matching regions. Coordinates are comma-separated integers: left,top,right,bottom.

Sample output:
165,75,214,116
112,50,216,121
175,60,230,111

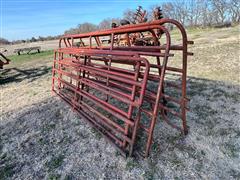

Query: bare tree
196,0,213,27
173,0,188,25
99,19,112,30
123,9,136,23
77,23,98,33
161,1,188,25
65,23,98,34
228,0,240,23
99,18,121,30
38,36,44,41
211,0,228,23
0,37,10,45
187,0,202,26
162,2,177,19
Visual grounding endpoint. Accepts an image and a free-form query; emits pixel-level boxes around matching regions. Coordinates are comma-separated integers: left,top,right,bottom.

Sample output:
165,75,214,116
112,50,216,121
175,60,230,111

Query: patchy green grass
41,123,56,133
45,154,65,172
47,173,61,180
90,128,103,140
0,163,16,180
0,153,16,180
7,50,53,65
125,158,139,171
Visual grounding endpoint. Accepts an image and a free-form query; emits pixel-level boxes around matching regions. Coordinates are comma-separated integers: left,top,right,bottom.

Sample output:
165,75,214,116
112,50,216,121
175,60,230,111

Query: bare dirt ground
0,26,240,179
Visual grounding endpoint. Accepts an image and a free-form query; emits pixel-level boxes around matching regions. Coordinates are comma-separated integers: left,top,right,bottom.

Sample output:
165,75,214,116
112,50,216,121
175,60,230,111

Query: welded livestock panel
52,50,150,156
52,18,193,157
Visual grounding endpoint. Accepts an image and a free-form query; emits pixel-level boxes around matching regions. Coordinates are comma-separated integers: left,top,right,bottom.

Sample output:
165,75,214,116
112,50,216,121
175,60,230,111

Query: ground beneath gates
0,25,239,179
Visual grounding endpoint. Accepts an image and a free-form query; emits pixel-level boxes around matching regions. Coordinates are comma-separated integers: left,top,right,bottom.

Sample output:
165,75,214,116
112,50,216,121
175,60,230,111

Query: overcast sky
1,0,176,41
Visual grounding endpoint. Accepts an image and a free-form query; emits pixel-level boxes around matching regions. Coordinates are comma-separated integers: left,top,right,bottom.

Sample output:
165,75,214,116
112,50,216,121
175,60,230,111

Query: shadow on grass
0,66,51,85
0,75,239,179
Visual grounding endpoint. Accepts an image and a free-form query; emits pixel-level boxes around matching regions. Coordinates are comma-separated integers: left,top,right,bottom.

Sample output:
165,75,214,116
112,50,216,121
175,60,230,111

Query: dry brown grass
0,25,239,179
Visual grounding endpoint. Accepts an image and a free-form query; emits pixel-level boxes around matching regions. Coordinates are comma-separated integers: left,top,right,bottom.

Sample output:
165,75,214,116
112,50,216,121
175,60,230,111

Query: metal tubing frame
52,18,193,157
52,51,150,156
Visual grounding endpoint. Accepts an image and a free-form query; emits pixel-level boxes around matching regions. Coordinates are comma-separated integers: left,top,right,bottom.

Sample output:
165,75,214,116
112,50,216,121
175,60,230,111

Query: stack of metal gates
52,18,193,157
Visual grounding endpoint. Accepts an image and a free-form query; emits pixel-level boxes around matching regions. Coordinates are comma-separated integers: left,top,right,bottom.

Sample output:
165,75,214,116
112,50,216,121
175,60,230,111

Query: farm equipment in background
131,5,148,24
14,46,41,55
0,50,10,69
109,6,164,47
52,12,193,157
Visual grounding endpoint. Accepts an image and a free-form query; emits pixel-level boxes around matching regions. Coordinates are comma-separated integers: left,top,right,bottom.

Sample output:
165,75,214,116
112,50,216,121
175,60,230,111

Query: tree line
160,0,239,27
1,0,239,44
64,0,239,35
0,35,62,45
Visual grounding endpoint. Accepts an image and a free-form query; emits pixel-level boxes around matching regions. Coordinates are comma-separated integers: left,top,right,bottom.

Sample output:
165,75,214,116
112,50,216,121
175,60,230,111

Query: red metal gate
52,18,193,157
52,49,150,156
